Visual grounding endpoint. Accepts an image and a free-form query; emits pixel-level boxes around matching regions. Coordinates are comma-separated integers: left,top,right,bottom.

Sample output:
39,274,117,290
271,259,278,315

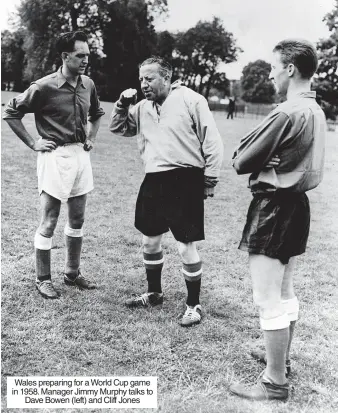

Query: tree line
1,0,337,119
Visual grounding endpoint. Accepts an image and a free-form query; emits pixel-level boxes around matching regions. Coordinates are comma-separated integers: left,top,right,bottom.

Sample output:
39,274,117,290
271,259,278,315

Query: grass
1,90,338,413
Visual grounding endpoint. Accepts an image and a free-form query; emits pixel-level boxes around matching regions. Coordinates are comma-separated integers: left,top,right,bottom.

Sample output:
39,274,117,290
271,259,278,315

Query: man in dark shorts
229,39,326,400
109,56,223,326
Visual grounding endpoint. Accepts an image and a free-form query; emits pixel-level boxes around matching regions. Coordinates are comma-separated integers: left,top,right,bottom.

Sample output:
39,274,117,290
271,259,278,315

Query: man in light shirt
109,56,224,327
230,39,326,401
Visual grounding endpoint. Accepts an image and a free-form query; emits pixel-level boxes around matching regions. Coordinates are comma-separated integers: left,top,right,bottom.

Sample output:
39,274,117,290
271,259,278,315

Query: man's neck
61,65,79,85
286,79,312,100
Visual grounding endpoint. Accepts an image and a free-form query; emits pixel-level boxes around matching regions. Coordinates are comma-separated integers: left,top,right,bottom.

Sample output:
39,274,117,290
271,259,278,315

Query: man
227,98,235,119
3,31,105,299
229,39,326,401
109,56,223,327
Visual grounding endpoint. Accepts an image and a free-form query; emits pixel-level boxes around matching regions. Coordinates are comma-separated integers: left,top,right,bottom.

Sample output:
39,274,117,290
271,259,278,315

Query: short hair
139,56,173,79
273,39,318,79
56,31,88,55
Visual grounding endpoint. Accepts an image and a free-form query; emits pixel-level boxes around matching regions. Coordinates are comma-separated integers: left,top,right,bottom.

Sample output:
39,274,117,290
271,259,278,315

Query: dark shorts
135,167,205,243
239,191,310,264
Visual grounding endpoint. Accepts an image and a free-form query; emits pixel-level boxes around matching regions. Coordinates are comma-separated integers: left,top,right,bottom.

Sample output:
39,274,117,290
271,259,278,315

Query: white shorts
37,143,94,203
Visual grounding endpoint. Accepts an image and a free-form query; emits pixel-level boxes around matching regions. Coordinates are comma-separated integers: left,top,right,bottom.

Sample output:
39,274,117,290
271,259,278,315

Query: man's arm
109,89,138,137
84,117,101,151
232,111,291,175
85,82,105,151
3,86,57,152
192,97,224,198
5,119,57,152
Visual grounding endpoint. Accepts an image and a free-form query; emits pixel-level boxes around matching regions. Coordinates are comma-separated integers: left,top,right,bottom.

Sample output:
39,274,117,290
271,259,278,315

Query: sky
1,0,336,79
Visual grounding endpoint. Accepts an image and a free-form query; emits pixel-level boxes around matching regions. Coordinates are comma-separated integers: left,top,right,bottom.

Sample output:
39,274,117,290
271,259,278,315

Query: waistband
58,142,83,147
252,190,306,199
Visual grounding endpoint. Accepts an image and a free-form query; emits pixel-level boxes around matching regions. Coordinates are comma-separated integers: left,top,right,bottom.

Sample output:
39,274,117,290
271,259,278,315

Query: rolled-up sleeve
3,84,41,120
232,111,292,175
88,83,105,122
193,97,224,178
109,103,138,137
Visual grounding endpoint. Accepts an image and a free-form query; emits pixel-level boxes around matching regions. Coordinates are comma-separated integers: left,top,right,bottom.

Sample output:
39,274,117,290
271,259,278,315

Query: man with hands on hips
3,31,105,299
110,56,224,326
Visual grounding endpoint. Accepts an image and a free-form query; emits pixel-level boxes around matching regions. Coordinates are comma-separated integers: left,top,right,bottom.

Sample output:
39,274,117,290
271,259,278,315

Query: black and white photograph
1,0,337,411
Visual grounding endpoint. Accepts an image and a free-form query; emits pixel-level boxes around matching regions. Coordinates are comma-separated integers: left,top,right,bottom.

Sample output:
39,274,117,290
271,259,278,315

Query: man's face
139,64,170,103
64,40,89,76
269,51,290,95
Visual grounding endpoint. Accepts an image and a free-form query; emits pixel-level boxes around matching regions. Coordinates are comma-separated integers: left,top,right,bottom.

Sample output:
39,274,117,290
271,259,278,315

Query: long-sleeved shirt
3,67,105,145
109,81,224,178
232,91,326,193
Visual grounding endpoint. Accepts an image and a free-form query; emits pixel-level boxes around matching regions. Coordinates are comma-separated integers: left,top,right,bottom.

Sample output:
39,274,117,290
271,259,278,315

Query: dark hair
139,56,172,79
56,31,88,55
273,39,318,79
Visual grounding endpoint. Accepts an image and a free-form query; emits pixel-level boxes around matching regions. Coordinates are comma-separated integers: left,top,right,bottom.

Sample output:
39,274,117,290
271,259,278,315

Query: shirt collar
56,67,86,89
291,91,316,99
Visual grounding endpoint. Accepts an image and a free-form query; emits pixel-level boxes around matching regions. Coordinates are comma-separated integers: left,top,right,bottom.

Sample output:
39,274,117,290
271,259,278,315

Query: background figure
3,31,104,299
227,98,236,119
230,39,325,401
109,56,224,327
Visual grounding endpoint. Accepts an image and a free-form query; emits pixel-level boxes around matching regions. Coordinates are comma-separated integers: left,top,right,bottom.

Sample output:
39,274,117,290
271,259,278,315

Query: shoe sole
180,319,201,327
125,300,163,308
36,285,60,299
64,279,96,290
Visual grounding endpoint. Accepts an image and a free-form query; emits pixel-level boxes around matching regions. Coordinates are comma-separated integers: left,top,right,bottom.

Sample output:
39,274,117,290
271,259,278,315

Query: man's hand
265,155,280,168
204,186,215,199
32,137,57,152
84,138,94,151
119,89,137,108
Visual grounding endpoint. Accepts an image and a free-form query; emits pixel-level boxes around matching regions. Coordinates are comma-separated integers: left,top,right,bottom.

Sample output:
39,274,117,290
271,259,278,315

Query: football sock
34,232,52,281
264,327,289,385
182,261,202,306
36,249,51,281
143,251,164,294
64,225,83,280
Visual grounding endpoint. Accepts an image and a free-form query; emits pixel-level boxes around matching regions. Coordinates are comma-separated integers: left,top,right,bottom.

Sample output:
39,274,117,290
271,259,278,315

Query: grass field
1,90,338,413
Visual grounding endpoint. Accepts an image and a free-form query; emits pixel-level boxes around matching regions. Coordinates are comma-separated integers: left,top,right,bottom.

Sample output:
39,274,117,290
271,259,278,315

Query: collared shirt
3,68,105,145
232,91,326,193
109,81,224,178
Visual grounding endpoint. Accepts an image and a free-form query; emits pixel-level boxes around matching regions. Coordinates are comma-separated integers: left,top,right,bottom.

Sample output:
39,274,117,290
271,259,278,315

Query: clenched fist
118,89,137,108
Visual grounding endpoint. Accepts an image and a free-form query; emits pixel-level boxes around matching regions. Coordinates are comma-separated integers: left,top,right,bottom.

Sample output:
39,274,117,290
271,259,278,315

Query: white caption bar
7,376,157,409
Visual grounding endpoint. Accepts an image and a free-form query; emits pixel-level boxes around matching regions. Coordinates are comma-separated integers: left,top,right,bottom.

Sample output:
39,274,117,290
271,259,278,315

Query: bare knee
177,242,199,263
68,215,85,229
39,213,59,237
143,235,162,254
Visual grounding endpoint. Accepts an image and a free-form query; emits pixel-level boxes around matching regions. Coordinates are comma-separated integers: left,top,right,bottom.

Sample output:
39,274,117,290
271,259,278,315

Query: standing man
3,31,105,299
227,98,235,119
109,56,223,327
229,39,325,400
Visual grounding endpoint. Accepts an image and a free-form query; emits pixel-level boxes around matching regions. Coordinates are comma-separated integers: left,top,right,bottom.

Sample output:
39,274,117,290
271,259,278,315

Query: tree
173,17,241,99
1,30,26,91
6,0,167,99
241,60,275,103
315,0,338,120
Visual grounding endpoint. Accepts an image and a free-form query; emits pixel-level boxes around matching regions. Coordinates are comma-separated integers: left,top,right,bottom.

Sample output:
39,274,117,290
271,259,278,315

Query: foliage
1,29,26,91
1,2,240,101
240,59,275,103
172,17,241,99
315,0,338,120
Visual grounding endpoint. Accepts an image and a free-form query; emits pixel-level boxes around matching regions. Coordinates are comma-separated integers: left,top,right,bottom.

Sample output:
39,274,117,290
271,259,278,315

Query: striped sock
143,251,164,293
182,261,202,306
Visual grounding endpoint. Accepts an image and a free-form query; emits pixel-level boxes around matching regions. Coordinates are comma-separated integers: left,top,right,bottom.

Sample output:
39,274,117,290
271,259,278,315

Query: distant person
3,31,105,299
227,98,235,119
230,39,325,401
109,56,223,327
